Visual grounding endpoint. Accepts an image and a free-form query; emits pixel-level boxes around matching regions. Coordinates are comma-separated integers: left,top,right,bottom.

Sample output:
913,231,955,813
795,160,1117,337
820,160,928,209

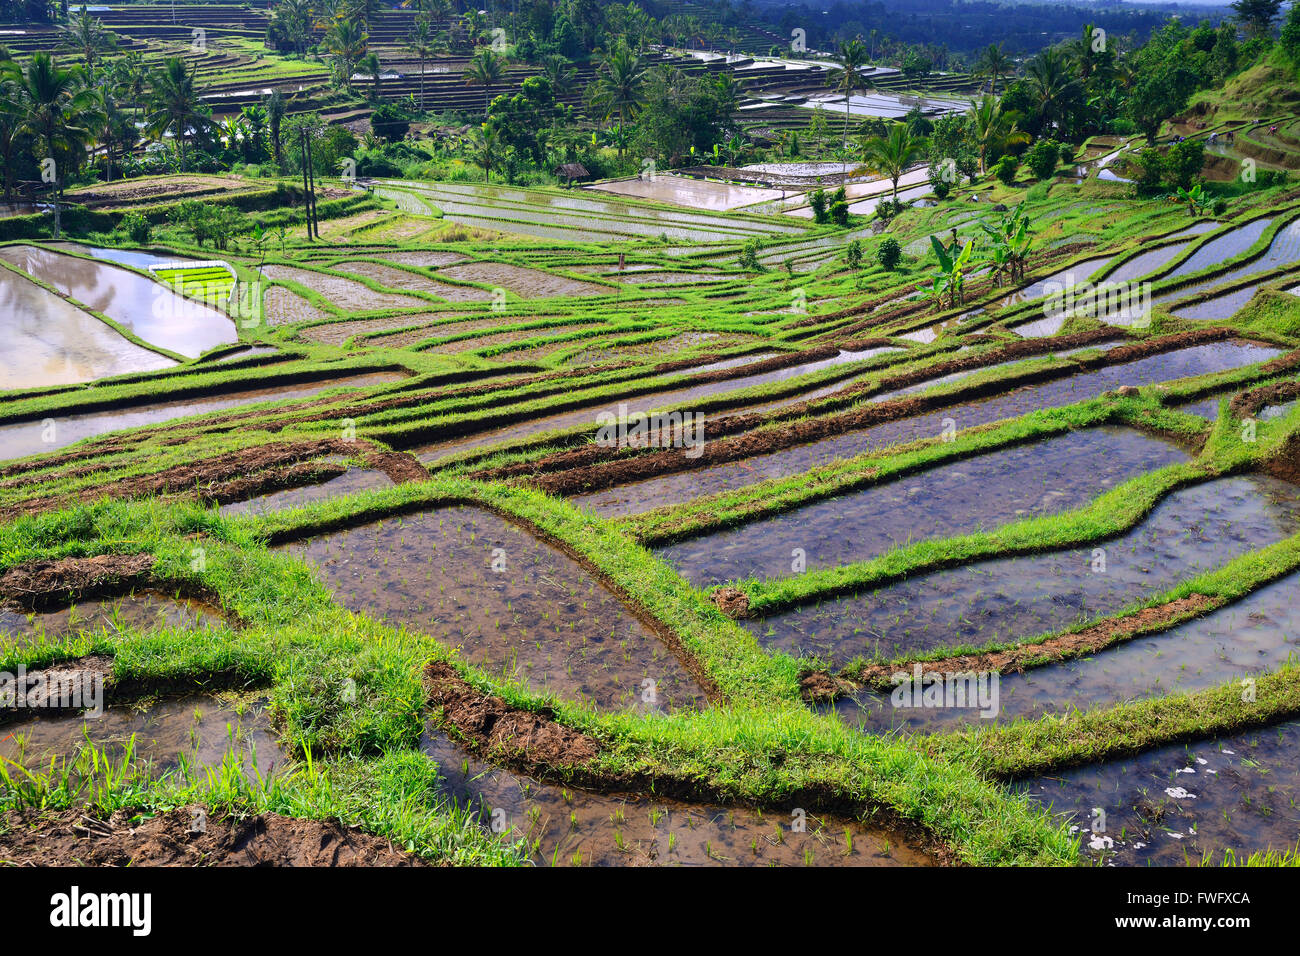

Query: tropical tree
857,122,927,203
541,54,576,97
920,236,976,310
973,43,1014,95
463,48,504,114
358,51,383,100
1024,47,1081,134
979,203,1033,284
59,11,115,83
824,39,869,161
967,94,1030,174
266,90,286,166
270,0,315,55
7,53,100,238
471,123,500,182
96,89,136,182
144,56,206,172
325,19,368,91
589,39,646,156
406,14,435,110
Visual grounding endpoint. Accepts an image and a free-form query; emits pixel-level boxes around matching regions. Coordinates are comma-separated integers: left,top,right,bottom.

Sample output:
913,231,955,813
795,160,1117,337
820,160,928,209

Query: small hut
556,162,591,187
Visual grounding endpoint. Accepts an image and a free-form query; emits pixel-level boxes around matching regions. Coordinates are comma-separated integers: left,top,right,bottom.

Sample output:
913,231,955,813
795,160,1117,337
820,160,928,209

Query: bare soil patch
0,807,422,866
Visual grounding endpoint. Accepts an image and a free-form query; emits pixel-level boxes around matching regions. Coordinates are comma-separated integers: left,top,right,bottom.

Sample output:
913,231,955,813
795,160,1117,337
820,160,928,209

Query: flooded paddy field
0,268,176,389
575,341,1281,515
6,135,1300,872
279,506,707,711
0,370,405,462
0,695,286,781
0,245,237,357
1019,719,1300,866
658,427,1191,587
749,474,1300,662
421,729,929,866
821,567,1300,735
1,592,224,649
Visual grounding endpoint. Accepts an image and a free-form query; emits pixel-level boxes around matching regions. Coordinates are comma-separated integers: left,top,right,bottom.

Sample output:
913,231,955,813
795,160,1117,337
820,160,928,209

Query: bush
994,155,1020,185
1135,148,1165,191
738,237,765,271
1163,139,1205,191
122,212,151,246
1026,139,1061,180
932,179,951,200
830,200,849,226
845,239,863,269
808,189,829,223
876,236,902,271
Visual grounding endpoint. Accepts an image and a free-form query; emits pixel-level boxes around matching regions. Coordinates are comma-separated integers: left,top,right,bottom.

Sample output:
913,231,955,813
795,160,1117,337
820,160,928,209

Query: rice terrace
0,0,1299,915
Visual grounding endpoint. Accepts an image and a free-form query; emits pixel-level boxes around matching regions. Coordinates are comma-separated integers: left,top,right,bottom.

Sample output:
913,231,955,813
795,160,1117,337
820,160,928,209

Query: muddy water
658,428,1191,587
1101,242,1193,283
1162,219,1300,317
0,371,405,462
1164,218,1274,281
279,507,706,712
414,348,900,465
0,267,176,389
824,557,1300,737
0,245,237,358
0,696,286,780
587,176,786,212
574,342,1281,516
749,474,1300,663
420,730,928,866
0,592,224,650
1175,393,1230,419
218,468,393,517
1019,718,1300,865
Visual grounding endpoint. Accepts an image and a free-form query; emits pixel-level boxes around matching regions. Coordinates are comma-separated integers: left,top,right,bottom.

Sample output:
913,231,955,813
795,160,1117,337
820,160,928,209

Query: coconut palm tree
359,51,383,100
96,89,136,182
144,56,206,172
471,122,500,182
967,94,1030,174
824,39,869,166
59,11,115,84
590,40,646,158
1024,47,1080,134
266,90,286,166
325,20,368,92
463,48,504,114
7,53,100,238
541,54,576,97
406,14,435,110
857,122,927,203
973,43,1014,95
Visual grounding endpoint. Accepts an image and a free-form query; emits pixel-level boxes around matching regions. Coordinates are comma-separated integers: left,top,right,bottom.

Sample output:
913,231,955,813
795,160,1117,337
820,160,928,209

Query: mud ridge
814,594,1219,697
0,554,154,611
0,806,423,866
521,330,1233,497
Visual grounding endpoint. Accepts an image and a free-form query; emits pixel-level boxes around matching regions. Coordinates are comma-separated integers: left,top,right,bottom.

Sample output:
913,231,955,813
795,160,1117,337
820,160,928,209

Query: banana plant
979,203,1033,284
1175,183,1209,218
922,235,977,310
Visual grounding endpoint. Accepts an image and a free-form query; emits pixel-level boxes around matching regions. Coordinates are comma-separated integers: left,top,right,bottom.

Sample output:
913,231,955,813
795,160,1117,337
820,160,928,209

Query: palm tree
471,123,500,182
974,43,1014,95
266,90,286,166
825,39,869,166
8,53,100,238
1024,47,1080,134
967,94,1029,174
359,51,383,100
96,89,135,182
325,20,368,92
541,54,576,97
0,64,26,201
406,14,435,110
270,0,315,56
463,48,504,114
144,56,205,172
59,11,115,84
857,122,927,203
241,103,268,160
590,40,646,158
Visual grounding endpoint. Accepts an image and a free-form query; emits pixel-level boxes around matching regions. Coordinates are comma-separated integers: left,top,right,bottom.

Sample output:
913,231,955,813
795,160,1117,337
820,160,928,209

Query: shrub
122,212,151,246
738,237,765,270
808,189,829,223
876,236,902,271
1026,139,1061,180
1163,140,1205,191
994,155,1019,185
845,238,863,269
830,200,849,226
